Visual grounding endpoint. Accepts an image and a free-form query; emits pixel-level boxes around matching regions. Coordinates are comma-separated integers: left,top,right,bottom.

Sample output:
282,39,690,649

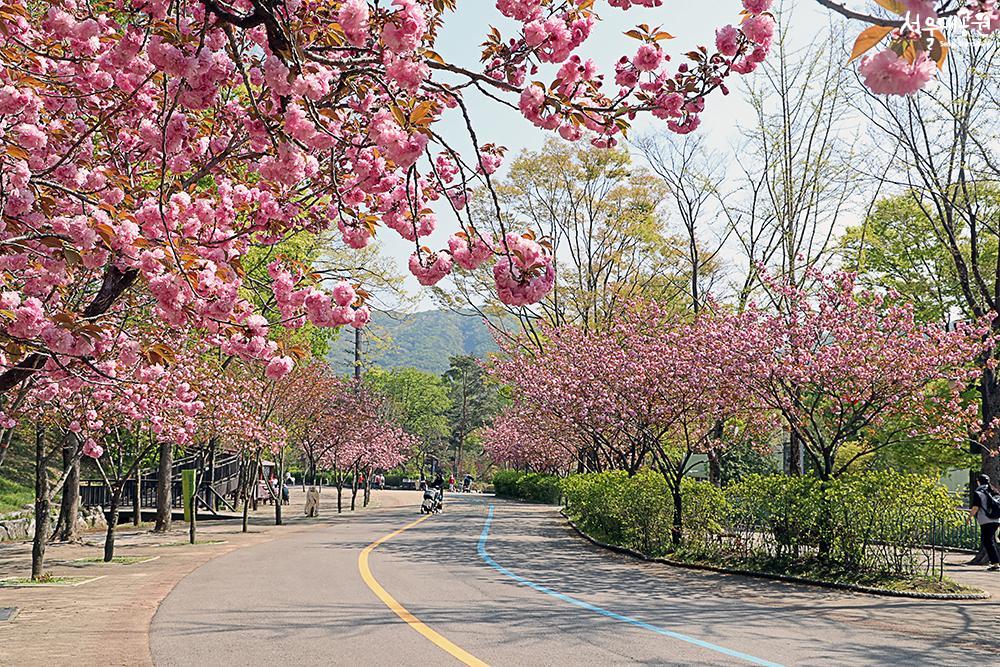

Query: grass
0,432,38,516
72,555,155,565
0,478,33,516
0,429,64,516
0,575,95,587
158,539,227,547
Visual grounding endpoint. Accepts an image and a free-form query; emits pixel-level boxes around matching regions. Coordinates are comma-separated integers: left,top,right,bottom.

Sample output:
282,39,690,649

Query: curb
560,511,991,601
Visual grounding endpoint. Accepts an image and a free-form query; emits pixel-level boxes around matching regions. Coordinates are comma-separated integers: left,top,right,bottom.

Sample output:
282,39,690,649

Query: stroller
420,486,443,514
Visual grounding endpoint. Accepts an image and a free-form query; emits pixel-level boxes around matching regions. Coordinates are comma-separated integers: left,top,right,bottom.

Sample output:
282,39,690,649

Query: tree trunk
274,452,283,526
980,370,1000,484
133,469,142,526
31,424,50,580
242,490,250,533
239,454,251,533
350,465,359,511
785,430,803,476
363,469,371,508
337,475,343,514
55,433,81,542
670,483,683,547
103,494,120,562
251,459,259,511
0,427,15,471
154,440,172,532
707,451,721,488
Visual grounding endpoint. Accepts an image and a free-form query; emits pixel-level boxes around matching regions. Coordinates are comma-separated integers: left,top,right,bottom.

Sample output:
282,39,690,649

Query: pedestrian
463,474,473,493
448,473,455,492
256,478,269,507
431,473,445,511
969,474,1000,571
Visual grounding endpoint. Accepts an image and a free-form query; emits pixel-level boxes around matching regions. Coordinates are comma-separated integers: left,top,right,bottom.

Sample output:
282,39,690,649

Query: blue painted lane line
477,505,784,667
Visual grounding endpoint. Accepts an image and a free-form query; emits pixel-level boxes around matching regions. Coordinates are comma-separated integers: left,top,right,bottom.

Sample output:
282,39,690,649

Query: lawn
72,556,156,565
0,430,65,516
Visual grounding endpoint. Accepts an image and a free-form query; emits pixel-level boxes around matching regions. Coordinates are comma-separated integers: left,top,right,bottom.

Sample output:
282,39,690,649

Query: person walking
431,473,445,512
969,474,1000,571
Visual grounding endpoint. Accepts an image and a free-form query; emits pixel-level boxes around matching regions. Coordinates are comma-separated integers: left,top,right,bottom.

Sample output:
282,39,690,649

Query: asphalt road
150,494,1000,666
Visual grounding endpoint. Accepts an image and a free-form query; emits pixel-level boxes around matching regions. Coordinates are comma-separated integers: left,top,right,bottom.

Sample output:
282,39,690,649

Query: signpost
182,469,195,523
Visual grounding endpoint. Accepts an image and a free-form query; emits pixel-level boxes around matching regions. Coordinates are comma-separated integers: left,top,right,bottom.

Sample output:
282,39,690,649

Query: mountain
328,309,500,375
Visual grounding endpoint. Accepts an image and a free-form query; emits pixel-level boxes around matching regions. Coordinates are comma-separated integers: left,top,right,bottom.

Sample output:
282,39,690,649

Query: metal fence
79,478,182,509
683,509,978,580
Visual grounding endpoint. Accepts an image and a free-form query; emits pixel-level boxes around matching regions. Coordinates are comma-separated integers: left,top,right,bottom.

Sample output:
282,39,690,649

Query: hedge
562,469,963,578
561,470,723,556
492,470,562,504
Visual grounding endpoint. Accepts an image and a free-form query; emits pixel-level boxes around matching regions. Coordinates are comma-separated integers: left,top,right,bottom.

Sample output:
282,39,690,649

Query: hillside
328,309,500,375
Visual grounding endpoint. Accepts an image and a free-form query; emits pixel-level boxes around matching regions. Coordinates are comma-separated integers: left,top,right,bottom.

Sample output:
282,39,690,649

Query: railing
926,512,980,551
79,478,183,509
79,450,245,513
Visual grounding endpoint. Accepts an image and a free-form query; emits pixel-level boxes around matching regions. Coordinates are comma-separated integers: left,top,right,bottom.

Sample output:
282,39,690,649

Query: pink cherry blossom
716,25,741,58
338,0,370,47
632,44,663,72
266,356,295,381
448,232,494,270
859,50,937,96
409,250,453,286
332,281,357,307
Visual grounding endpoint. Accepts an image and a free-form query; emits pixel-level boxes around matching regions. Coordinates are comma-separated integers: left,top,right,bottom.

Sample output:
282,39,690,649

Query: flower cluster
486,272,988,477
851,1,999,96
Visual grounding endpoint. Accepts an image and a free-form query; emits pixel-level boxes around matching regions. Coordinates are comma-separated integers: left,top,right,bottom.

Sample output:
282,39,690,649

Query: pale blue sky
374,0,839,309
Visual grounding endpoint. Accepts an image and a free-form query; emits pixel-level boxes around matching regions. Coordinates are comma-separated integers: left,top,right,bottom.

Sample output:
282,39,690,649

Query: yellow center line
358,514,490,667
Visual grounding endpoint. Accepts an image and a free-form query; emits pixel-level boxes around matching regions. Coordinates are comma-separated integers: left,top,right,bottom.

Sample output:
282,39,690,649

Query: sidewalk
0,488,420,666
944,550,999,596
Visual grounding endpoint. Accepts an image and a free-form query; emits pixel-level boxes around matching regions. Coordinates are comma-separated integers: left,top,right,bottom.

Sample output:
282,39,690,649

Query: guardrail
79,450,244,513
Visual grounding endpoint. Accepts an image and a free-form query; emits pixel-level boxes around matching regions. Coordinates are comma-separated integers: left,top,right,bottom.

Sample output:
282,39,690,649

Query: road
151,494,1000,666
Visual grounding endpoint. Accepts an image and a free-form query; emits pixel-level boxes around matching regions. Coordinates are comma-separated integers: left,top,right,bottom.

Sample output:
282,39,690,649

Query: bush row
561,470,725,556
492,470,562,504
562,469,963,577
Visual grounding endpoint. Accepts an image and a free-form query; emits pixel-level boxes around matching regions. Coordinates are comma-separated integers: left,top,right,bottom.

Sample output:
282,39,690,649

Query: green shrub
562,470,727,556
726,474,823,558
492,470,524,498
563,468,961,577
724,471,962,575
492,470,562,504
383,473,407,488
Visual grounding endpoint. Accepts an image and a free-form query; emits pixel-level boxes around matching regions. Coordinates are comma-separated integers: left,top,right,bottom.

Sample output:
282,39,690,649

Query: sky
371,0,842,311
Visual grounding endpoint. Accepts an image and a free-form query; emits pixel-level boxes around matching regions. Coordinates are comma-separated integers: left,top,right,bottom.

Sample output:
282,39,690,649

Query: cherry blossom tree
278,371,413,512
488,300,773,541
738,270,990,480
10,330,260,575
483,402,580,472
0,0,789,408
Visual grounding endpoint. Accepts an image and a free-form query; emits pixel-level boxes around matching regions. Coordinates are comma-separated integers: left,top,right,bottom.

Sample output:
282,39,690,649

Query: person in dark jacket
969,474,1000,571
430,473,445,511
